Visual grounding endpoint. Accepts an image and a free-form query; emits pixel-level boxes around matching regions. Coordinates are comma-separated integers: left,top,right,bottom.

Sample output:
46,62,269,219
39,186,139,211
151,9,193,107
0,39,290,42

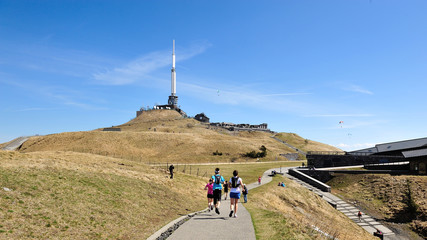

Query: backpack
231,177,240,188
214,175,221,184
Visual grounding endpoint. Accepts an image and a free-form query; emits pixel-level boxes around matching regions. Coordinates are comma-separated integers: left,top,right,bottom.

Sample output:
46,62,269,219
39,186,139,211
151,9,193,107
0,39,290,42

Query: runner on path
212,168,225,215
229,170,243,218
204,179,214,212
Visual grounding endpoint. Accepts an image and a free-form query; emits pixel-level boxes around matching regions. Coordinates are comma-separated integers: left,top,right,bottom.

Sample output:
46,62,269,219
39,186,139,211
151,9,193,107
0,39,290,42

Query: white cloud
306,114,374,117
14,107,59,112
93,42,211,85
259,93,311,97
344,84,373,95
335,142,375,151
179,80,313,114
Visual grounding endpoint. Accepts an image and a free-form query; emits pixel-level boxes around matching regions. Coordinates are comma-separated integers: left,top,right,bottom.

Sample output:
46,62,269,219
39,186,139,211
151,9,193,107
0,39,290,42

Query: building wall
410,159,427,175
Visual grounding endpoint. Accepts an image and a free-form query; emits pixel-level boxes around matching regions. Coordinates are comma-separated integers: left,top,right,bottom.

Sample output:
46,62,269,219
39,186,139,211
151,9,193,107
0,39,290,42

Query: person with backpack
242,184,248,203
228,170,243,218
211,168,225,215
204,178,214,212
223,181,229,200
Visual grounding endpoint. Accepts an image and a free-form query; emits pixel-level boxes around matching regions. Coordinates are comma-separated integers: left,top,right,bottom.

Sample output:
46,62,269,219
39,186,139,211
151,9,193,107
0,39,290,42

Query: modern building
307,137,427,175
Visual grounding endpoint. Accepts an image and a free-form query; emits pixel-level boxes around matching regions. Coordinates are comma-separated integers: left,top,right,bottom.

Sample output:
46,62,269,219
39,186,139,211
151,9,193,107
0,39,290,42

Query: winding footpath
149,167,400,240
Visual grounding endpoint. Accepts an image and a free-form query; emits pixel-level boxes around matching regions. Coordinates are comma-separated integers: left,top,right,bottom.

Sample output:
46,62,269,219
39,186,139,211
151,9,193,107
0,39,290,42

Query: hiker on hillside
204,178,214,212
229,170,243,218
242,184,248,203
223,180,229,200
169,164,175,179
211,168,225,215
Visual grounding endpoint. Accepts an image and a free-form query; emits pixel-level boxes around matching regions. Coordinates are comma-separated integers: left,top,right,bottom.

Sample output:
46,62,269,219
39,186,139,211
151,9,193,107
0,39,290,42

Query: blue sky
1,1,427,151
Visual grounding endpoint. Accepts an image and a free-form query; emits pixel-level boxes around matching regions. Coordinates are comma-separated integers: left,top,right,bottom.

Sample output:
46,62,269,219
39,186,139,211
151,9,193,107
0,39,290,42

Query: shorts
207,193,214,198
213,189,222,205
230,192,240,199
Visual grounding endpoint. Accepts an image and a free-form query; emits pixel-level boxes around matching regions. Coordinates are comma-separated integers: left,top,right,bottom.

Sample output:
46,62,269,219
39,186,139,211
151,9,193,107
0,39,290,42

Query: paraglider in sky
339,121,344,128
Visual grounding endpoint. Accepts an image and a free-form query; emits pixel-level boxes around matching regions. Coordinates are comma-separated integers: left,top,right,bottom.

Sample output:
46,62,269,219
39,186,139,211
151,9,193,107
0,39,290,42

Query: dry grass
0,151,206,239
0,109,347,239
274,132,341,152
18,111,310,164
19,130,296,164
245,175,377,240
328,174,427,239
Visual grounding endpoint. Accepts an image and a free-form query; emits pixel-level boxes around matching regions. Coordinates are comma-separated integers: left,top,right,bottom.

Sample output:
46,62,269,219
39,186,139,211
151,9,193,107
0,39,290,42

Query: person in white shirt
228,170,243,218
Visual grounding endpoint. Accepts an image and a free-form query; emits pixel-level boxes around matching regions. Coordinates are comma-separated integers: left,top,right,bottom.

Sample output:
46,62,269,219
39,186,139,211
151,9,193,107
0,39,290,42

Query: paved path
270,135,307,156
149,166,399,240
1,136,29,150
155,168,275,240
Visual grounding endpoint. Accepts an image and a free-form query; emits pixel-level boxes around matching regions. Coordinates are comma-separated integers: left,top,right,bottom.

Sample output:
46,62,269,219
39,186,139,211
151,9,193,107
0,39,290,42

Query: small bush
213,150,223,156
243,145,267,158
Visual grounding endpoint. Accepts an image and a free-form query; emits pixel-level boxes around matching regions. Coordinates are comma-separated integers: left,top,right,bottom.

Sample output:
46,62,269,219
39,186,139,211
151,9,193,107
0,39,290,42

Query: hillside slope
17,110,339,164
274,132,341,152
328,174,427,239
0,151,206,239
245,175,376,240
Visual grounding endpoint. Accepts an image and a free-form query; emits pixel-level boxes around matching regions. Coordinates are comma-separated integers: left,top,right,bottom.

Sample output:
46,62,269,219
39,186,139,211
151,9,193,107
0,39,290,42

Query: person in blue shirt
211,168,225,215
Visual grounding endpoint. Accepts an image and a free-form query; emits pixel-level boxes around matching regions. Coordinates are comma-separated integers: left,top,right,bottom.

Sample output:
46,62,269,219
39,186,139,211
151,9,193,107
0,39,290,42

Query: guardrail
288,168,331,192
307,151,405,158
307,151,346,155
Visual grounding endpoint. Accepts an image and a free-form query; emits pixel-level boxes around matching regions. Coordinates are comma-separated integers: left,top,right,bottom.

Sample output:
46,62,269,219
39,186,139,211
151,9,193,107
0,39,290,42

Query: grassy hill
328,174,427,239
0,109,352,239
0,150,207,239
18,110,339,164
245,175,377,240
274,132,341,152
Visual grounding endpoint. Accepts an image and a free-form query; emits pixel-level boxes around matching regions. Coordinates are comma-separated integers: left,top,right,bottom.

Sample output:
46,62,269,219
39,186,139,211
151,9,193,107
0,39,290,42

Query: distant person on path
204,179,214,212
169,164,175,179
223,181,229,200
242,184,248,203
358,211,362,222
211,168,225,215
258,176,261,185
229,170,243,218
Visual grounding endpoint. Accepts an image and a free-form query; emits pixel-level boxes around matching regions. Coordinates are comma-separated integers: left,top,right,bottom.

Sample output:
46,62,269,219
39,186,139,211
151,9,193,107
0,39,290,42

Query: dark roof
376,137,427,153
349,137,427,159
402,148,427,158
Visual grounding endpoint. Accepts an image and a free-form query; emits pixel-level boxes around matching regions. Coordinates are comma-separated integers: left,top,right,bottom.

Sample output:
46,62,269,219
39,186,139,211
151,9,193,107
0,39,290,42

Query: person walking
211,168,225,215
242,184,248,203
229,170,243,218
169,164,175,179
258,176,261,185
223,181,229,200
357,211,362,222
204,179,214,212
